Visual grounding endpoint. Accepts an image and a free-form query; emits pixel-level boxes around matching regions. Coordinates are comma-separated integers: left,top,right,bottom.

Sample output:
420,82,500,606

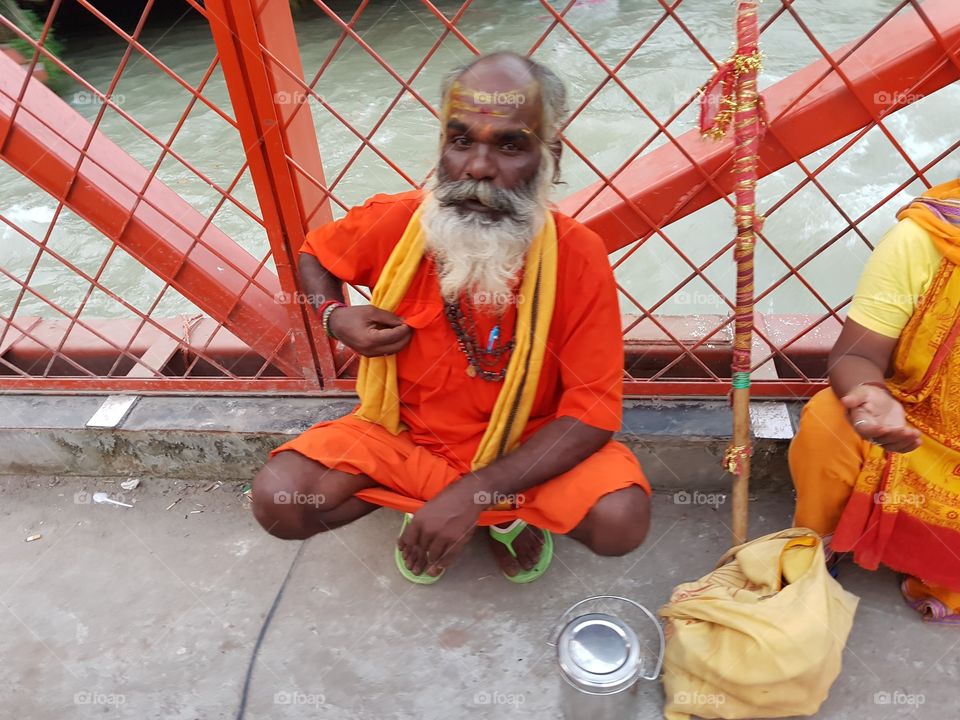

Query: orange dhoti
790,388,960,622
271,414,649,534
282,191,651,536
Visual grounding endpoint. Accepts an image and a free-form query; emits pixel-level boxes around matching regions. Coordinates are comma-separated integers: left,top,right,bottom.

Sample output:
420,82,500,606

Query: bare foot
488,523,545,577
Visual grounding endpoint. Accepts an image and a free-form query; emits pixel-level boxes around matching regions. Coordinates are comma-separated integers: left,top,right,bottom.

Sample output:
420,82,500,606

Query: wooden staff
699,1,763,545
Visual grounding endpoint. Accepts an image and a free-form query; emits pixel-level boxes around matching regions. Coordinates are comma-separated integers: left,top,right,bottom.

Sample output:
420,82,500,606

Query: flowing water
0,0,957,323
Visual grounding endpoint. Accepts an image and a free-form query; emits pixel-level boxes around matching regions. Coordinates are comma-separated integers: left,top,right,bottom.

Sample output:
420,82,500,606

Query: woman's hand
842,384,921,453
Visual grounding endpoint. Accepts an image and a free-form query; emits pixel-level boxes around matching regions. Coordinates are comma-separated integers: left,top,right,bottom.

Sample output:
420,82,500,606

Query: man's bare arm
298,252,344,310
461,416,611,499
298,252,412,357
397,416,613,575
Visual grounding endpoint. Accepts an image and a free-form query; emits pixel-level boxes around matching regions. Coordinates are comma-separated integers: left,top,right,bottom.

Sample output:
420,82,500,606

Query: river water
1,0,957,322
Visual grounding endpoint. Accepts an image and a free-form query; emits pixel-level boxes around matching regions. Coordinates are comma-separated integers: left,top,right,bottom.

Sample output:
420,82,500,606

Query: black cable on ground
236,538,310,720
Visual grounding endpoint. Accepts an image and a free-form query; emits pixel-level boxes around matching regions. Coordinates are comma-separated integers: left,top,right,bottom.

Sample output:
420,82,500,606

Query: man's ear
549,140,562,184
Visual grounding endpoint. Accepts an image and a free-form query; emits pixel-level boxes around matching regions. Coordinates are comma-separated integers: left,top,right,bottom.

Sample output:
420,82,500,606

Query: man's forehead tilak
444,79,540,139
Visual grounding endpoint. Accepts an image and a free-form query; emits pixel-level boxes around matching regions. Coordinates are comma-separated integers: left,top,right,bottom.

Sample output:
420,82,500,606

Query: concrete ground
0,474,953,719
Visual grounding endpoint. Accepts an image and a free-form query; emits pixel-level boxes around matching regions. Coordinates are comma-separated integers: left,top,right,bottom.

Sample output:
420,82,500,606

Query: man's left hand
398,483,483,576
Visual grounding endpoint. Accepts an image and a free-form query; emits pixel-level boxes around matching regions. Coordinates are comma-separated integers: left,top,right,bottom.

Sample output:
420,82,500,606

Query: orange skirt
791,388,960,621
270,414,650,534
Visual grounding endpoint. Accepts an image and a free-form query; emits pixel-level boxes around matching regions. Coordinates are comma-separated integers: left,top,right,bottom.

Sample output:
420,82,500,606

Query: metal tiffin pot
549,595,665,720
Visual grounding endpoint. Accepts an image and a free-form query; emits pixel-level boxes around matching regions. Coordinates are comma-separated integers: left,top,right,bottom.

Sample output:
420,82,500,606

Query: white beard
421,147,555,312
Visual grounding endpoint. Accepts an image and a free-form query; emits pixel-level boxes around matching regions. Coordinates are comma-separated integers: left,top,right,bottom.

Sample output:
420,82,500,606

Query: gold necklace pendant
465,365,477,378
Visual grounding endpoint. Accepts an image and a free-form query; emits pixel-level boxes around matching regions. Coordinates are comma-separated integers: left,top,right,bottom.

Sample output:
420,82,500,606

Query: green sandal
489,519,553,584
394,513,444,585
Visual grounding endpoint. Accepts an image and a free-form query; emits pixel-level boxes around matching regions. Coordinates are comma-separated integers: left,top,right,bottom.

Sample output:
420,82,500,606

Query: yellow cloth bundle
355,200,558,470
659,528,859,720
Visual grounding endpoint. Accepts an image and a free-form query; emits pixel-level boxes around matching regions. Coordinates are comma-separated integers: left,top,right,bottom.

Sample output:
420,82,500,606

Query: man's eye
501,143,519,152
452,136,471,148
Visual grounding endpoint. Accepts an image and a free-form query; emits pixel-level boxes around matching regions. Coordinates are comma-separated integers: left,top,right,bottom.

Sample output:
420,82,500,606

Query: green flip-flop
394,513,445,585
489,519,553,584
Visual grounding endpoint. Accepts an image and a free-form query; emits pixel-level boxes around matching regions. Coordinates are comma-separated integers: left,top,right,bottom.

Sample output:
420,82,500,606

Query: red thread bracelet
316,299,341,316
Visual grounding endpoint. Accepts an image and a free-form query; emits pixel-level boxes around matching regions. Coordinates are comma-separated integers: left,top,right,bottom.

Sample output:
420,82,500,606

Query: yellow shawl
897,178,960,264
354,201,558,470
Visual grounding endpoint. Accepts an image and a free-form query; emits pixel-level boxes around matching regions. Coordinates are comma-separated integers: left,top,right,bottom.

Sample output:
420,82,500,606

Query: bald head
441,52,567,144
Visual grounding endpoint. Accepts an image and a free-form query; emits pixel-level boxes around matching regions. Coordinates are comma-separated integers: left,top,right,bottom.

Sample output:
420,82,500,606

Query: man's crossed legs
251,416,650,580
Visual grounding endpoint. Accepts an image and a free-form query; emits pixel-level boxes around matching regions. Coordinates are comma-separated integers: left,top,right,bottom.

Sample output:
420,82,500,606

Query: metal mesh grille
0,0,957,395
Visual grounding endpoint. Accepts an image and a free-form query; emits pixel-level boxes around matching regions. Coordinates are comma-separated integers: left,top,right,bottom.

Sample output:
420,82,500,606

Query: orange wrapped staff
699,0,764,545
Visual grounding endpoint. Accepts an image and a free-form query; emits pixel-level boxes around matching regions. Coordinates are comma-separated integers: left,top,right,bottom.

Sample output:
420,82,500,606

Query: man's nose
464,145,496,182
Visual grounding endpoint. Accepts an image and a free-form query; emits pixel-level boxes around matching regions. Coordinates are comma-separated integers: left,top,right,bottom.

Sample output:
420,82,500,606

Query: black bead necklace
444,293,515,382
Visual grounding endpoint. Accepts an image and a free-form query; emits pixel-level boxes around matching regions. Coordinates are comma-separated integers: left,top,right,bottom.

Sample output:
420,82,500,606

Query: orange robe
272,191,649,533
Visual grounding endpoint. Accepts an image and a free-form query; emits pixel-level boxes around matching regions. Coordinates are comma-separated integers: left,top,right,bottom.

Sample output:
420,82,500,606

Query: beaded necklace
444,293,515,382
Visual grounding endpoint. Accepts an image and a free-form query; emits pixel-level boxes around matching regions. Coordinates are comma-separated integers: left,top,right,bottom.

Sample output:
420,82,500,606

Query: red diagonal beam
561,0,960,252
0,52,301,377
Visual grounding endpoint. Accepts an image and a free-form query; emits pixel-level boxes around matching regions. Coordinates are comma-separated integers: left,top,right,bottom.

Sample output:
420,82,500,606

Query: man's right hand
841,384,921,453
327,305,413,357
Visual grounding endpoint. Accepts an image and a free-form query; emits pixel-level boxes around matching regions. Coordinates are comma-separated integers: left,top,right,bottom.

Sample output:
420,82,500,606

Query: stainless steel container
552,595,665,720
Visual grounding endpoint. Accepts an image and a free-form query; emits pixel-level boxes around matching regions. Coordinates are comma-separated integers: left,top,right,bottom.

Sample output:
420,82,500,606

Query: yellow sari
831,179,960,621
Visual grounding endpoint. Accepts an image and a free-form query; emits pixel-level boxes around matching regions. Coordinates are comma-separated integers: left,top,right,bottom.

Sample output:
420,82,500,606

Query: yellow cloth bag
658,528,859,720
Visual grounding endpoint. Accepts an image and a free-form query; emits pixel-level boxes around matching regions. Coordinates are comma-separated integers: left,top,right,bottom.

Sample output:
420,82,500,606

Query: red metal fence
0,0,957,396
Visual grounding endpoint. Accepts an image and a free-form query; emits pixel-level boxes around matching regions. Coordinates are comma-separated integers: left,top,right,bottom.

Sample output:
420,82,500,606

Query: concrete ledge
0,395,799,489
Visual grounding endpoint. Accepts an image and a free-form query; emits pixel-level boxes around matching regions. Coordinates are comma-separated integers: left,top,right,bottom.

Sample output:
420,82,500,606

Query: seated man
252,51,650,584
790,178,960,621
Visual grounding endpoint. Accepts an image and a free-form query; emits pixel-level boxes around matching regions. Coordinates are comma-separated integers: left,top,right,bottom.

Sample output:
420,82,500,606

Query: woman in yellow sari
790,179,960,623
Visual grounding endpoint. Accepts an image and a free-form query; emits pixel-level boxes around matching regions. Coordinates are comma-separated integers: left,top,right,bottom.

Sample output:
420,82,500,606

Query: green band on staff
732,372,751,389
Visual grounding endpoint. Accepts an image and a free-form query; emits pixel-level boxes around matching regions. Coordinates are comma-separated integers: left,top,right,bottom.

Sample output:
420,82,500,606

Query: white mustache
422,147,555,307
433,177,530,215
